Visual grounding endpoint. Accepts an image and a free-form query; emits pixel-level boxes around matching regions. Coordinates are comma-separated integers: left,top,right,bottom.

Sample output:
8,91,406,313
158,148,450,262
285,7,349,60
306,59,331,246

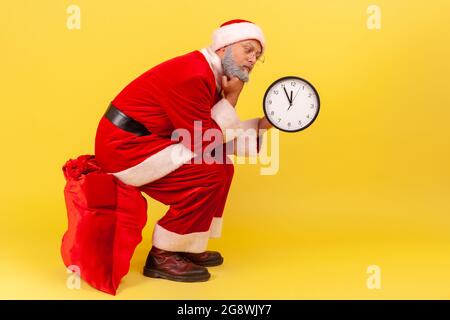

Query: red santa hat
211,19,266,54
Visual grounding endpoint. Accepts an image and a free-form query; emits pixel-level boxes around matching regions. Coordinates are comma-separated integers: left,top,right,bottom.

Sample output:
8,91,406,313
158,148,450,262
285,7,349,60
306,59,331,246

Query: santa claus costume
94,19,266,281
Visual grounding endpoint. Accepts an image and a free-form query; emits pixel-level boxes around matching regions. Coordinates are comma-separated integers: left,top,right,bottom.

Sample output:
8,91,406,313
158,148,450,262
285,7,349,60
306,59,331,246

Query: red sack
61,155,147,295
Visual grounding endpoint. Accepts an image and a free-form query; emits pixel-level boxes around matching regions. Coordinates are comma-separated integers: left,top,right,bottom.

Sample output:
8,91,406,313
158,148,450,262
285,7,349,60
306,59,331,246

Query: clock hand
283,87,292,106
287,90,294,111
291,86,301,104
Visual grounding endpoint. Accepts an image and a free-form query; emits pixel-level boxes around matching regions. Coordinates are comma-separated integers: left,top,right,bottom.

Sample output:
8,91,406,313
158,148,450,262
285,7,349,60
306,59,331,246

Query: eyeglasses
240,43,264,63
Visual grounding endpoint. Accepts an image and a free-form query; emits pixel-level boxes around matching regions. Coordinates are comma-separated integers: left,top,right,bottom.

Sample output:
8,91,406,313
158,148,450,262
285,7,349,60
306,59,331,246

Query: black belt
104,103,151,136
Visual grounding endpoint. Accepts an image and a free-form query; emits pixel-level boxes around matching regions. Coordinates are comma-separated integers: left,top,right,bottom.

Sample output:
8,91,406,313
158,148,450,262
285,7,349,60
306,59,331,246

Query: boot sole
143,267,211,282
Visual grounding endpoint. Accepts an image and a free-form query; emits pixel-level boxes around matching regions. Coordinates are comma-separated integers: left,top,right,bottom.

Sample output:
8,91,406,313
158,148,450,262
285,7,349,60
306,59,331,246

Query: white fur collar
200,46,223,92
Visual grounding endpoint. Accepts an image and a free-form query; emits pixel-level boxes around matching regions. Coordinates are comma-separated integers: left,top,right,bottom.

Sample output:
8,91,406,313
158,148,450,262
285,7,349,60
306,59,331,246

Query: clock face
263,76,320,132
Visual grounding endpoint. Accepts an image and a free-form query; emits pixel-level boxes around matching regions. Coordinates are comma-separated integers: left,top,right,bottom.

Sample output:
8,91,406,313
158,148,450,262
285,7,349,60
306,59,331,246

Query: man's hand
222,75,244,107
259,116,273,130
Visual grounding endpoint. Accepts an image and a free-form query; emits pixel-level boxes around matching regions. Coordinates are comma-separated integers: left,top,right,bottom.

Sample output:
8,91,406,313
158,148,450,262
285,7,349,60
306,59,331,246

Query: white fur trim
211,98,241,141
111,143,194,187
235,118,262,157
152,223,210,253
209,217,223,238
200,47,223,91
211,22,265,53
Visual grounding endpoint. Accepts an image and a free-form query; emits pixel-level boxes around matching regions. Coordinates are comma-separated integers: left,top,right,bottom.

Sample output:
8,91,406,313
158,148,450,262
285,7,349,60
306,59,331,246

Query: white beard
221,47,249,82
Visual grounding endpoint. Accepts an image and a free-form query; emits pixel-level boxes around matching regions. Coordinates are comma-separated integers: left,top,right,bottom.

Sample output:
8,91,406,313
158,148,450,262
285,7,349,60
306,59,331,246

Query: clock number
308,93,312,98
280,84,285,88
278,118,281,123
291,82,296,87
270,111,274,116
302,86,305,90
287,122,291,127
307,114,310,119
310,104,315,109
298,120,302,126
268,100,272,104
273,90,279,95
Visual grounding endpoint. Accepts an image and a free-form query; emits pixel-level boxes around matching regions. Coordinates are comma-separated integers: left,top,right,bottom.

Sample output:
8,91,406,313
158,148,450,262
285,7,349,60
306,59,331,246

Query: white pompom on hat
211,19,266,54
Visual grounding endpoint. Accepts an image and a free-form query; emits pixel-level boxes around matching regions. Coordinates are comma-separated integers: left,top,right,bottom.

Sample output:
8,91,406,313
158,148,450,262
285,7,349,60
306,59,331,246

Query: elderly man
95,19,272,282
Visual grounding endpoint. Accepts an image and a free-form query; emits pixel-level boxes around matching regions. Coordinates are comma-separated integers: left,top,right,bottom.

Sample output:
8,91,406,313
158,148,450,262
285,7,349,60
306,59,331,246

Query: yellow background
1,0,449,299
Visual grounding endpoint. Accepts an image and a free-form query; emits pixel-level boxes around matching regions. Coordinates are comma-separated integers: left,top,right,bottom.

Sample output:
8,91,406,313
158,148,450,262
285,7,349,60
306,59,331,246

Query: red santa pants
139,155,234,253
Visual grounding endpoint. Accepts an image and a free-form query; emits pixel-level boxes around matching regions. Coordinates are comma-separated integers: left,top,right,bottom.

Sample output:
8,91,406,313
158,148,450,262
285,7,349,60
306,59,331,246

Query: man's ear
215,47,226,56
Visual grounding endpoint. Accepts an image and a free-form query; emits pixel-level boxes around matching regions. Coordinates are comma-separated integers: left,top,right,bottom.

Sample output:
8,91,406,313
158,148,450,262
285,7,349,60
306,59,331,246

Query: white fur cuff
235,118,263,157
211,98,241,141
152,223,210,253
209,217,223,238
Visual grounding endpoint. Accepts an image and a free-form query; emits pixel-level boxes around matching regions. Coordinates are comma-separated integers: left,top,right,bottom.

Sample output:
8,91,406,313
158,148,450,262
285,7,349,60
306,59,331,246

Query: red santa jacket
95,48,261,187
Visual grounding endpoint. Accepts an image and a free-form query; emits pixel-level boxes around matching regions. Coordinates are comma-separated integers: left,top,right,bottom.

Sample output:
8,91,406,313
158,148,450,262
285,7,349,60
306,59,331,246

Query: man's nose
248,56,256,64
